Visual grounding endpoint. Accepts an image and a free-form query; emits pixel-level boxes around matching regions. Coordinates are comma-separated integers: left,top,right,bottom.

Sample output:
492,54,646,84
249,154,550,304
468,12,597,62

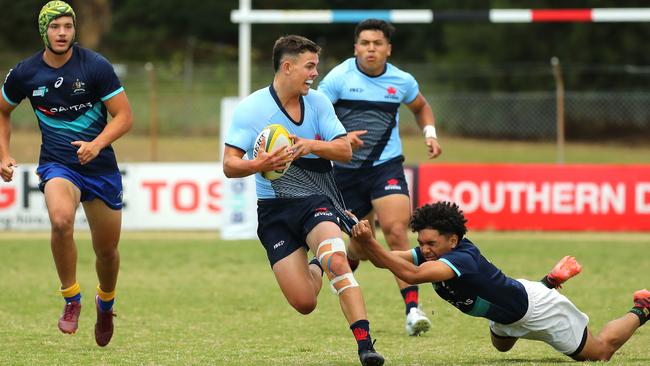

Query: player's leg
43,177,82,334
371,162,430,336
307,221,383,366
573,289,650,361
272,248,321,315
83,198,121,346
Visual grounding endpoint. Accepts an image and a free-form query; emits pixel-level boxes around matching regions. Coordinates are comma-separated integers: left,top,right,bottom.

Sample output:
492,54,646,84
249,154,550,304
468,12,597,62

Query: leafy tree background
1,0,649,92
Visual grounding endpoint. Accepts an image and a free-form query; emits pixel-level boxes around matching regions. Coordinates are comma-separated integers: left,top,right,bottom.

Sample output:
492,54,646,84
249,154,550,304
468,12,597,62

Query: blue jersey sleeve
411,247,426,265
2,65,25,106
91,54,123,101
313,91,346,141
403,73,419,104
224,102,257,154
439,247,479,277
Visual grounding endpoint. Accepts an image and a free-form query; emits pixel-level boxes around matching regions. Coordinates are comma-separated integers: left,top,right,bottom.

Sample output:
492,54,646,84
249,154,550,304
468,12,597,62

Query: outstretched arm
351,219,455,284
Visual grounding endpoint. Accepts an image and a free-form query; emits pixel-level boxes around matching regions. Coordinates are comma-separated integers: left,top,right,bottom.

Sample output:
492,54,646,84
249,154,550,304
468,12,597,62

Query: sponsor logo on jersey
45,101,93,114
273,240,285,250
384,178,402,191
314,207,333,218
384,86,399,100
36,106,55,116
349,87,364,93
72,79,87,95
32,86,48,97
54,77,64,88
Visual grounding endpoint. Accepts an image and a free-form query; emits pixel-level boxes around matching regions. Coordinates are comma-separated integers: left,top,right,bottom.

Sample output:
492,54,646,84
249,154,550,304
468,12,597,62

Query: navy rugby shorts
36,162,123,210
257,194,340,267
334,157,409,218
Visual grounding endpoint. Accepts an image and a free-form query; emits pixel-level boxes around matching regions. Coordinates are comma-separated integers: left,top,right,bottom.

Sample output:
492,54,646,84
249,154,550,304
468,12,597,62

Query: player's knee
49,214,75,236
94,246,119,261
383,226,409,250
288,295,317,315
316,238,347,276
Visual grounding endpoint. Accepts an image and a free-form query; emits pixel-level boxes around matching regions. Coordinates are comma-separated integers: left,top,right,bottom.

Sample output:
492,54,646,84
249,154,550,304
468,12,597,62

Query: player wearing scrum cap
0,1,132,347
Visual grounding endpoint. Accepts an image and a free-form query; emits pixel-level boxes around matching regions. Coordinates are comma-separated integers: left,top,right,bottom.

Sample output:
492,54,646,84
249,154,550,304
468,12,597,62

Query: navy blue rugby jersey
412,238,528,324
318,58,419,169
2,45,124,175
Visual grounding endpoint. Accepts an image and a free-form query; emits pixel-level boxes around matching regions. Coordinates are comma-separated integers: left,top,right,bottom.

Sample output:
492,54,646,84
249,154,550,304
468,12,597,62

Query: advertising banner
0,163,224,231
418,164,650,231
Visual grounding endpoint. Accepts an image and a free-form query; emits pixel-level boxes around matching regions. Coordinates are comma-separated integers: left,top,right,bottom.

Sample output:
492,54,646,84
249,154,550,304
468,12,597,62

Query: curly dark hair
410,201,468,240
354,18,395,43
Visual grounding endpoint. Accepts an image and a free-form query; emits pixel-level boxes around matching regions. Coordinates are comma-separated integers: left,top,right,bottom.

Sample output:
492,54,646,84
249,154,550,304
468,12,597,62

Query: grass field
1,231,649,365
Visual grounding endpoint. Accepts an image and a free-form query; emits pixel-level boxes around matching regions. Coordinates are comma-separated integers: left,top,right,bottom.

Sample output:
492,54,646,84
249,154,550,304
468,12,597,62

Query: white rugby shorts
489,279,589,355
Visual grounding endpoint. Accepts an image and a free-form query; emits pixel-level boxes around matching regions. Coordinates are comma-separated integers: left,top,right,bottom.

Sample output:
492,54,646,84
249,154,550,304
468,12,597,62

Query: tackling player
0,1,132,347
351,201,650,361
223,35,384,366
318,18,441,336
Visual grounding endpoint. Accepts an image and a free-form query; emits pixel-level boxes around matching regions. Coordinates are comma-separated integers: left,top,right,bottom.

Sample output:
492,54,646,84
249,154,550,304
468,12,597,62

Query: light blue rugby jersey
225,85,347,199
2,45,124,175
318,58,419,168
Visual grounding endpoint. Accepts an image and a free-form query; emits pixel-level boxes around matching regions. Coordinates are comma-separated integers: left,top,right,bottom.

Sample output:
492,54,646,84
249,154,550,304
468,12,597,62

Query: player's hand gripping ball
253,124,293,180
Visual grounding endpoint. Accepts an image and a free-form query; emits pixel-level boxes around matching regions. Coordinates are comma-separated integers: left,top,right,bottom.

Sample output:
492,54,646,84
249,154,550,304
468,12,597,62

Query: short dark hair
354,18,395,43
272,35,321,72
410,201,468,240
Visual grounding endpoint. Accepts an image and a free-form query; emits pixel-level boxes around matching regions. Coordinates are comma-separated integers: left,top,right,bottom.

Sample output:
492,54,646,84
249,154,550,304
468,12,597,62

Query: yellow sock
60,282,81,302
96,284,116,302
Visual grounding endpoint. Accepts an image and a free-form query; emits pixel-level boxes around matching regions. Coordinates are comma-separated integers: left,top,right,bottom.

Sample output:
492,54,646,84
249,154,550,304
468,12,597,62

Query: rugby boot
94,295,116,347
359,342,384,366
58,301,81,334
405,307,431,336
546,255,582,288
633,289,650,309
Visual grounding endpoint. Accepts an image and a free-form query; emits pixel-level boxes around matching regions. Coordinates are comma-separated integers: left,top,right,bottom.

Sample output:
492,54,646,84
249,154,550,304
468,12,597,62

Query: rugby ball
253,124,293,180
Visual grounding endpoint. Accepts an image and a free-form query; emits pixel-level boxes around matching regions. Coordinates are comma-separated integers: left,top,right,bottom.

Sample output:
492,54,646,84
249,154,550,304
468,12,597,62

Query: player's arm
0,93,18,182
288,134,352,163
223,143,292,178
72,91,133,165
352,219,455,284
406,92,442,159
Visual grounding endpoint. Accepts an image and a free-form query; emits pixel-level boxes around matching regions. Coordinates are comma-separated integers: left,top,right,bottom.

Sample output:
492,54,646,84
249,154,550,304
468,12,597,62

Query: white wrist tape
423,125,437,139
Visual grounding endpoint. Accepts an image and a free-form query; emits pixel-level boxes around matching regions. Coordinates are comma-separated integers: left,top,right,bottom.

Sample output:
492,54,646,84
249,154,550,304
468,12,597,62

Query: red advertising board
417,164,650,231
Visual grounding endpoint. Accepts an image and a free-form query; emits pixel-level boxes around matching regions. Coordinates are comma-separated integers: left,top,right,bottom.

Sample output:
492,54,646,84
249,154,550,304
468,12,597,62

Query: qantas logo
47,101,93,113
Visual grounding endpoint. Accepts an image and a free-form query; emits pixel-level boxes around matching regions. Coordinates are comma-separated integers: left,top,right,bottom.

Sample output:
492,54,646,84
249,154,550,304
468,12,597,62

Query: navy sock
630,307,650,326
400,286,419,315
309,257,324,277
350,319,373,353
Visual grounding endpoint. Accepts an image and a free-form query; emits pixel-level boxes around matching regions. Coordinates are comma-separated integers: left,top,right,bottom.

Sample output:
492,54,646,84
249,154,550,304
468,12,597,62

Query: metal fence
3,61,649,141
